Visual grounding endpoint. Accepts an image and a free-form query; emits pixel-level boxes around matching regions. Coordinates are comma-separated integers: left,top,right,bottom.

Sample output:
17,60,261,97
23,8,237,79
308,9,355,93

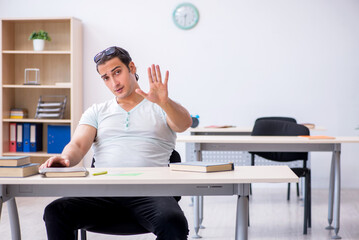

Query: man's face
97,57,138,100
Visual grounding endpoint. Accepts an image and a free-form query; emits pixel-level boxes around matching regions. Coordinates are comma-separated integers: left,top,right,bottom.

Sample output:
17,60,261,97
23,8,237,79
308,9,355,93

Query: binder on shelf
47,125,70,154
9,123,17,152
16,123,23,152
30,123,43,152
23,123,31,152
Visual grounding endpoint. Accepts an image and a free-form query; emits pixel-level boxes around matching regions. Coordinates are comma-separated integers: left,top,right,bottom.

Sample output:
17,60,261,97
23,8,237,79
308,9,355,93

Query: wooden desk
177,135,359,239
0,166,297,240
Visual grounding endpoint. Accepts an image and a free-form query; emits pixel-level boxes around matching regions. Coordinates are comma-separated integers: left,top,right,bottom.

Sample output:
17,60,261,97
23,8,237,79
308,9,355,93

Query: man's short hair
95,46,139,81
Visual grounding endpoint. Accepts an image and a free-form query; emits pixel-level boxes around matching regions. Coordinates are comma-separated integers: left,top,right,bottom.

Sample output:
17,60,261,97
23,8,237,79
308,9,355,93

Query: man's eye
102,77,109,81
115,70,121,75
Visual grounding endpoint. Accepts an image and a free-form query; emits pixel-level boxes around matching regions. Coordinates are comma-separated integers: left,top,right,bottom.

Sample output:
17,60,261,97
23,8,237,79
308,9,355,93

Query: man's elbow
176,117,193,133
186,117,193,129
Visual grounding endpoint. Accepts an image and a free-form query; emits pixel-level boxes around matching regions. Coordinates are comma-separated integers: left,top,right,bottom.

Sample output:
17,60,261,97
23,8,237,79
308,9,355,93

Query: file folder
16,123,23,152
30,123,43,152
9,123,17,152
23,123,31,152
47,125,70,154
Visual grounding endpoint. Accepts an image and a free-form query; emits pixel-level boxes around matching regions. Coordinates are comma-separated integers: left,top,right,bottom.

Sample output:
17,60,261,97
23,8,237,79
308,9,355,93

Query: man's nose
110,77,120,87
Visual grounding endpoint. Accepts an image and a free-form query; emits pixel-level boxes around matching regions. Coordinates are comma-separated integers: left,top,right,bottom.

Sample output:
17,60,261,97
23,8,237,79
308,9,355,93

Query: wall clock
173,3,199,30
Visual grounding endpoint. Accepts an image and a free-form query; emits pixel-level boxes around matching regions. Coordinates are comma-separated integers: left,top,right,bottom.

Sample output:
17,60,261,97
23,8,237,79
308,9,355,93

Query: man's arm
135,64,192,133
159,99,192,133
40,124,97,168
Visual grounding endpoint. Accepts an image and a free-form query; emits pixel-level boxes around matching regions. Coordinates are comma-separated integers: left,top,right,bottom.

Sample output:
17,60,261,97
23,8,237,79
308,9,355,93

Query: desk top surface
0,166,298,185
189,126,326,133
177,135,359,144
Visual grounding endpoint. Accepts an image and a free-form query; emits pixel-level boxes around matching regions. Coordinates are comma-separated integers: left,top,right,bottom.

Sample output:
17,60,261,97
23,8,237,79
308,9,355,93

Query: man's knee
156,210,189,239
43,198,69,223
44,201,58,222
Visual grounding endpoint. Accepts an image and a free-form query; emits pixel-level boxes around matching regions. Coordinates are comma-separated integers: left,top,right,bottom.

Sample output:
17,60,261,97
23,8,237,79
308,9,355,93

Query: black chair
76,150,182,240
249,119,311,234
250,117,300,199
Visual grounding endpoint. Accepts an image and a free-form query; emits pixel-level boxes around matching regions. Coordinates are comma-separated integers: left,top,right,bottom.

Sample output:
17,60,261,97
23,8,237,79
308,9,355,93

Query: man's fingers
40,156,70,169
151,64,158,82
148,64,168,85
164,71,169,86
156,65,162,83
63,159,70,167
148,67,154,83
47,158,54,167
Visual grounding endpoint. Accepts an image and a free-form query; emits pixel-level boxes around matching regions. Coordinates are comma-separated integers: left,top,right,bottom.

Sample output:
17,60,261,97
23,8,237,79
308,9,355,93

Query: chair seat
290,167,310,177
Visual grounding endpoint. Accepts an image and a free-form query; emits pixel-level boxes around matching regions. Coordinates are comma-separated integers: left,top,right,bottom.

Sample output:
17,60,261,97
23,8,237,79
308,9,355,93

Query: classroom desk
0,166,297,240
190,127,253,135
177,135,359,239
189,126,326,136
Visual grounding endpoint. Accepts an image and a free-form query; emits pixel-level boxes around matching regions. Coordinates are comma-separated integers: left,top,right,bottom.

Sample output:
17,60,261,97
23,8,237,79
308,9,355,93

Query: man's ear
129,61,136,74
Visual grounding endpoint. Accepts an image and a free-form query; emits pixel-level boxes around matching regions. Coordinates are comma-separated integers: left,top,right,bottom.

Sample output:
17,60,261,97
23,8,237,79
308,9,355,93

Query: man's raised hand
135,64,169,107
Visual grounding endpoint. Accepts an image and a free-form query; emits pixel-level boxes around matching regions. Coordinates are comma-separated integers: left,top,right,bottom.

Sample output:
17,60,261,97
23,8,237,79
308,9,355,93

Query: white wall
1,0,359,188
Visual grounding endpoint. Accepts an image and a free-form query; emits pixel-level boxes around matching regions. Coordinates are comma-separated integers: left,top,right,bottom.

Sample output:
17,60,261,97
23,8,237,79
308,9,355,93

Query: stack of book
10,108,28,119
0,156,39,177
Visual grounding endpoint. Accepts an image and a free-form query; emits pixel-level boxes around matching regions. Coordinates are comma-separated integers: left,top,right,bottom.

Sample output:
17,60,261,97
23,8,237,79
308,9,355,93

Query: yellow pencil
92,171,108,176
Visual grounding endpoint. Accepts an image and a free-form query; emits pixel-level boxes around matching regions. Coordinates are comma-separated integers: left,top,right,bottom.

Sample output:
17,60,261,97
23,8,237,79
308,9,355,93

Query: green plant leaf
29,30,51,41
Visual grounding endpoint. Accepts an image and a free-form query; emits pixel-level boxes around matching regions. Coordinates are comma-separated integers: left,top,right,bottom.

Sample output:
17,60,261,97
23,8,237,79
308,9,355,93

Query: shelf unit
0,17,82,163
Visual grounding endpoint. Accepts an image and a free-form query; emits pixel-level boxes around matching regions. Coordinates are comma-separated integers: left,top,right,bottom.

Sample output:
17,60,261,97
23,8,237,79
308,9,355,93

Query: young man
40,46,192,240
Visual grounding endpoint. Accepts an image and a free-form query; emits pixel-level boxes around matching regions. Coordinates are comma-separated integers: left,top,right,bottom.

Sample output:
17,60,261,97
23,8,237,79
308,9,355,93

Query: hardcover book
39,167,89,178
0,156,31,167
169,162,234,173
0,163,39,177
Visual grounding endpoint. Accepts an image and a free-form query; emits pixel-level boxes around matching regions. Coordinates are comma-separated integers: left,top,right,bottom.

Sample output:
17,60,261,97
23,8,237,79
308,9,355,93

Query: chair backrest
251,119,309,162
169,149,181,164
254,116,297,124
91,149,181,167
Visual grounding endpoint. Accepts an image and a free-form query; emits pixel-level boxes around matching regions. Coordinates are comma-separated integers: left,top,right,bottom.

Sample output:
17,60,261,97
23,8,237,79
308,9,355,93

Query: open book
39,167,89,177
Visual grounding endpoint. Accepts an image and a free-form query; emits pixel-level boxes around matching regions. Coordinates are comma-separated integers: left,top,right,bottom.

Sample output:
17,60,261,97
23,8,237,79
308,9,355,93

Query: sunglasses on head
93,46,126,64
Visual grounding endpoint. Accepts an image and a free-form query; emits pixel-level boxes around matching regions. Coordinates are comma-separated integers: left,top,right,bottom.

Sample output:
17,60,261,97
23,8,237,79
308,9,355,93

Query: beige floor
1,187,359,240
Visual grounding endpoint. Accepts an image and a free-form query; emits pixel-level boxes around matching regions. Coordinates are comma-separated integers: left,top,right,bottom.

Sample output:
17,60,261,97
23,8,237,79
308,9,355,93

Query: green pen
93,171,108,176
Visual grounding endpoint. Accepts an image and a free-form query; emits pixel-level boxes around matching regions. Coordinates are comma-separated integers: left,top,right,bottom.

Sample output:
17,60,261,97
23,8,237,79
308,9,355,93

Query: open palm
135,64,169,106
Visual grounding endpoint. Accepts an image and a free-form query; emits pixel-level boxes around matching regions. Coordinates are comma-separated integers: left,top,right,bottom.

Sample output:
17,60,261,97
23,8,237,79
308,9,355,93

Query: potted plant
29,30,51,51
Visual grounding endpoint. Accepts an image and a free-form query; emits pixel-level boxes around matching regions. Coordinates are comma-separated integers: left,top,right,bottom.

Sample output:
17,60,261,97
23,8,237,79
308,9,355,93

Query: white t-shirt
79,98,176,167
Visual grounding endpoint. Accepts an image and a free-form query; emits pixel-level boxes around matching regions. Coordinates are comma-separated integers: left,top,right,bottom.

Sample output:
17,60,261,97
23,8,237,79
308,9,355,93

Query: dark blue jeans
43,197,188,240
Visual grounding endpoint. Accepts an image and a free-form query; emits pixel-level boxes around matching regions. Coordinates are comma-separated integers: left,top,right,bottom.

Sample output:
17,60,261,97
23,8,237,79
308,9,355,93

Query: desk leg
192,196,202,239
235,184,249,240
0,184,3,221
8,198,21,240
326,152,335,230
0,196,3,221
199,196,205,229
192,143,203,238
332,147,341,239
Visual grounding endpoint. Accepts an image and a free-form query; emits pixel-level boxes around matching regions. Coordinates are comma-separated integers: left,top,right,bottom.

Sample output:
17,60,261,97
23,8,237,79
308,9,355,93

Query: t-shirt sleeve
79,104,98,129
